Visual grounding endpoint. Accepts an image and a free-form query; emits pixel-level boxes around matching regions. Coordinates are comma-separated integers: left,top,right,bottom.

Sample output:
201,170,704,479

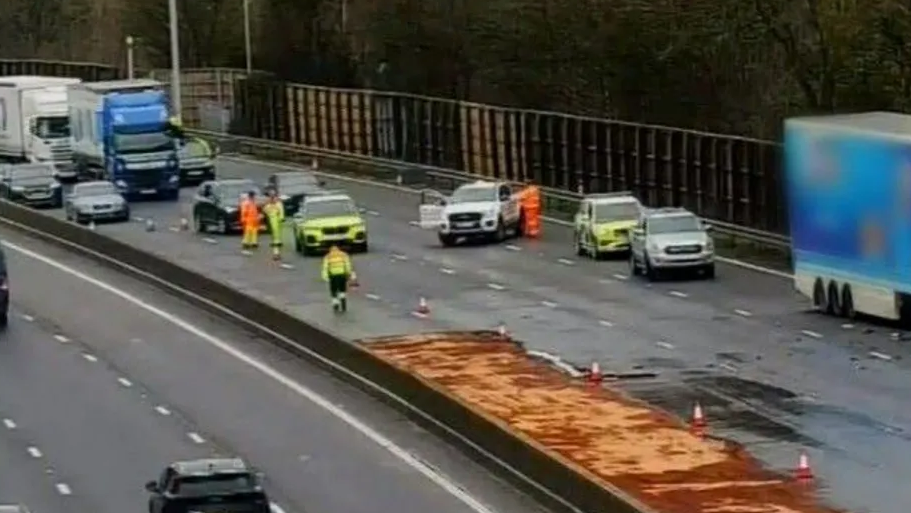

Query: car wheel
439,233,457,247
0,312,8,329
193,213,206,233
629,253,640,276
704,263,715,279
357,242,369,253
496,218,507,242
644,254,658,281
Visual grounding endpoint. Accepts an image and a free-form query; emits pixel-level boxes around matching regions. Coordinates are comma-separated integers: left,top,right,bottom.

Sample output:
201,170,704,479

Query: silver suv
629,208,715,280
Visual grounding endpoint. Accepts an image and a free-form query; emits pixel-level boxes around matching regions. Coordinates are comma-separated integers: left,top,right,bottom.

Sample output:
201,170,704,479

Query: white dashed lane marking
598,320,614,327
27,447,42,458
557,258,575,266
439,268,456,275
870,351,893,361
187,432,206,444
53,335,69,343
3,418,16,429
364,293,381,301
487,283,506,291
612,273,629,281
203,237,218,244
55,484,72,495
155,406,171,416
540,300,558,308
720,362,738,373
505,244,521,251
656,341,675,350
801,329,823,339
118,377,133,387
391,254,408,261
734,309,753,317
668,290,688,298
20,314,34,321
82,353,98,362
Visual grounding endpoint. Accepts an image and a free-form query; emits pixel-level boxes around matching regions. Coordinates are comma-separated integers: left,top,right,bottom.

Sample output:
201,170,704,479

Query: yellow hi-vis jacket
263,199,284,232
322,249,353,281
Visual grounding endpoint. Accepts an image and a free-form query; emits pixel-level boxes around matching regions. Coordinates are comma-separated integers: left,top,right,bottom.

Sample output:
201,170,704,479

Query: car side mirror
145,481,159,493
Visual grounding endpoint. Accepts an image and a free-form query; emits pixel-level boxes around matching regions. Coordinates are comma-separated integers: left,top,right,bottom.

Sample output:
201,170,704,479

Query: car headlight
11,186,23,192
648,242,661,253
168,175,179,183
115,180,127,188
224,206,236,213
51,182,61,188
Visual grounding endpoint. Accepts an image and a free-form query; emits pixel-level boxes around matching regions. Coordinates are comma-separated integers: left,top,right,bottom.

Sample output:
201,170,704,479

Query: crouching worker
321,245,356,313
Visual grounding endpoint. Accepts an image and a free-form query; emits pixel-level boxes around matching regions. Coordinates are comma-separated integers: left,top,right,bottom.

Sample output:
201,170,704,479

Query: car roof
643,207,695,218
75,180,115,189
305,193,352,203
588,195,639,205
171,458,249,476
458,180,497,190
9,163,53,173
216,179,255,187
275,171,316,179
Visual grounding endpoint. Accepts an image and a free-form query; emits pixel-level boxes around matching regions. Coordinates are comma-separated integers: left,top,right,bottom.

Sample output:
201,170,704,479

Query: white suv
629,208,715,280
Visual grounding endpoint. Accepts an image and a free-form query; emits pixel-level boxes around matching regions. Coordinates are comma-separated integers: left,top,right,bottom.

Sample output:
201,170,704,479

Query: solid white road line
4,240,499,513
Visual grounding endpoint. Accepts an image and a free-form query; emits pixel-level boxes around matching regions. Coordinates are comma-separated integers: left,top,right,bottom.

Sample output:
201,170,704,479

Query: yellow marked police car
293,193,368,255
573,192,643,258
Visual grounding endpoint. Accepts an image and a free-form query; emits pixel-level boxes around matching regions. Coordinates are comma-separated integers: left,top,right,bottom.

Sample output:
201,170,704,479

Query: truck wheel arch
812,278,827,312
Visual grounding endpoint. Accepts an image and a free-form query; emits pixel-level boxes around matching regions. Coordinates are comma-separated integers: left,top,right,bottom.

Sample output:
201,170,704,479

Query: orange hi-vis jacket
519,185,541,237
240,198,259,227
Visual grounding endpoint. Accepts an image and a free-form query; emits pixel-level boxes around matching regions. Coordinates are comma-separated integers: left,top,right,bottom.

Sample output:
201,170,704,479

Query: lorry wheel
826,281,840,315
703,263,716,279
812,279,827,312
439,233,457,247
841,284,856,319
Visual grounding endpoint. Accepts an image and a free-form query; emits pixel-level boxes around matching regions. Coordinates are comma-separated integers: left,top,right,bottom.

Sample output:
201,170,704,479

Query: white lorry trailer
0,76,81,180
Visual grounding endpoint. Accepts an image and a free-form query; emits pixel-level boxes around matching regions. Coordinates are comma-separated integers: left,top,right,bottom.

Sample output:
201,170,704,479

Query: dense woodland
3,0,911,138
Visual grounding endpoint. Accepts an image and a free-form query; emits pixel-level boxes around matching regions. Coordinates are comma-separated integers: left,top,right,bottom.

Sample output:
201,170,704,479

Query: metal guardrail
188,129,792,249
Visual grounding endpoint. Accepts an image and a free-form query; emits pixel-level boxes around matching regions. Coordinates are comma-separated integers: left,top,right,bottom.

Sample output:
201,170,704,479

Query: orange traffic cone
691,402,707,435
588,362,603,384
414,297,430,317
795,451,813,481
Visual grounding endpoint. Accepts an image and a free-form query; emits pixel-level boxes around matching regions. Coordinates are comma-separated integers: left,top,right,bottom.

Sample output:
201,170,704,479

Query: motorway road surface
27,155,911,513
0,228,546,513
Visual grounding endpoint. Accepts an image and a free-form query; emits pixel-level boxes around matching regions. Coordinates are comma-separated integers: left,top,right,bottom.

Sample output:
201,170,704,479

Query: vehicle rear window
11,166,52,180
278,174,318,187
594,202,640,221
174,473,258,497
648,215,702,234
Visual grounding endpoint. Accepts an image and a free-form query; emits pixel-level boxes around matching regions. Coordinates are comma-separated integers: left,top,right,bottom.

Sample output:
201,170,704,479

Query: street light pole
168,0,183,120
125,36,135,79
243,0,252,73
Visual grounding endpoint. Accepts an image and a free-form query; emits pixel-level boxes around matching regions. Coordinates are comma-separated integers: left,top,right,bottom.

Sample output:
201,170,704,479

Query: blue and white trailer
68,79,179,200
786,111,911,321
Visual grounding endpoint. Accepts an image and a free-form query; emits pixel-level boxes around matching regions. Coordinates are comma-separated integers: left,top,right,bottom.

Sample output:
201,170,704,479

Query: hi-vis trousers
241,224,259,249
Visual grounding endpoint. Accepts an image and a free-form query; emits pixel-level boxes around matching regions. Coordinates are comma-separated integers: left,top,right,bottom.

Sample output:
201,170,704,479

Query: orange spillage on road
364,331,847,513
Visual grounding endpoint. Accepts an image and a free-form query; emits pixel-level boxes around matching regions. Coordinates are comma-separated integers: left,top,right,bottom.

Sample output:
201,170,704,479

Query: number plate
324,234,347,241
455,222,474,228
140,189,157,194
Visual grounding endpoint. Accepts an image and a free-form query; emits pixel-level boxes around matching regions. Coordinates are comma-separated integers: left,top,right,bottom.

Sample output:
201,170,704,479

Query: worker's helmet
329,244,340,252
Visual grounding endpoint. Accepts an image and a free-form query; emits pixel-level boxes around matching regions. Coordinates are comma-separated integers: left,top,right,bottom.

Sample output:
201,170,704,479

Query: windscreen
32,116,69,138
649,215,702,234
304,199,356,218
173,473,259,497
218,183,260,201
451,186,496,203
180,139,210,158
593,202,640,222
75,183,116,197
11,165,53,182
113,132,172,153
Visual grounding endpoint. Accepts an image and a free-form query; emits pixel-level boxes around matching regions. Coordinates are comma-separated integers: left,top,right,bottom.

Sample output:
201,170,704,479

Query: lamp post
125,36,135,79
243,0,252,72
168,0,182,120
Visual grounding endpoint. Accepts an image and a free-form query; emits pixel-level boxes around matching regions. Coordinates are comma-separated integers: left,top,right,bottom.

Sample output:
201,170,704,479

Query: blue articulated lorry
786,111,911,321
68,79,179,200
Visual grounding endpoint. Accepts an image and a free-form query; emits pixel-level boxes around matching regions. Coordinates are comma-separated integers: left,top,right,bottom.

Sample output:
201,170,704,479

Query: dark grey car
0,163,63,208
265,171,327,216
65,180,130,224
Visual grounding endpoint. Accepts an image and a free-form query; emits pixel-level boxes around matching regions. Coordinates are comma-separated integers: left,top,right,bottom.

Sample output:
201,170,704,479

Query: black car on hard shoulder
192,179,264,235
0,163,62,208
146,458,270,513
265,171,327,217
0,246,8,329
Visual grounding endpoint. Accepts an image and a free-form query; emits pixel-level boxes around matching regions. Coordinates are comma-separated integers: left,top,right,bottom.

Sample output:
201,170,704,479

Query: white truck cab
419,180,523,246
0,76,81,180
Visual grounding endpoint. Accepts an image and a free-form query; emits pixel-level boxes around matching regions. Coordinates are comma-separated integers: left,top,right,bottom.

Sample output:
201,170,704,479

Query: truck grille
448,213,482,223
51,147,71,162
322,226,349,235
130,173,163,188
665,244,701,254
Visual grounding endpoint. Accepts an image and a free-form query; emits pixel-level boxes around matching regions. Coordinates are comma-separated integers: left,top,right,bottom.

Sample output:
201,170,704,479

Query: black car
0,246,8,329
146,458,270,513
0,163,62,208
192,179,263,234
265,171,327,216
